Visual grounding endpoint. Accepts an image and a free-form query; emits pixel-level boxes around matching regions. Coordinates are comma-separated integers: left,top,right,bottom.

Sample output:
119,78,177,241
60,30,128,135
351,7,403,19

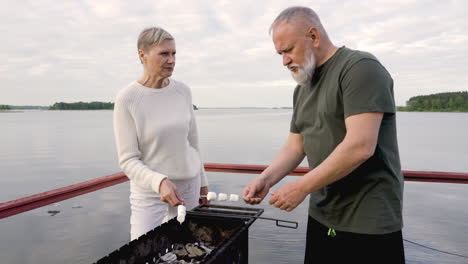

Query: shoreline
2,109,468,113
0,110,23,113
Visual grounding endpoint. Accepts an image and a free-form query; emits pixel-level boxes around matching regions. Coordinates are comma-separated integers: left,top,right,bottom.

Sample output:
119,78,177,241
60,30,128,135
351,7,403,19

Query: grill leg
241,230,249,264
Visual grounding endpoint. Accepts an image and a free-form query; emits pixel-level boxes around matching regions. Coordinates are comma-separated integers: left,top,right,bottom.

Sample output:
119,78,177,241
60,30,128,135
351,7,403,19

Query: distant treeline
0,105,11,110
398,91,468,112
49,102,114,110
10,105,48,110
48,102,200,110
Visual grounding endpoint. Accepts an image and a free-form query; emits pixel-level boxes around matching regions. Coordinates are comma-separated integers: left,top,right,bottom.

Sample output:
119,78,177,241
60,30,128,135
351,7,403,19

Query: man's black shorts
304,216,405,264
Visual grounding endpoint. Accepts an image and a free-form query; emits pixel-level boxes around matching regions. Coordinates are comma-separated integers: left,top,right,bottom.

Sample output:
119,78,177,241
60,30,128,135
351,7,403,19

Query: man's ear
307,27,320,47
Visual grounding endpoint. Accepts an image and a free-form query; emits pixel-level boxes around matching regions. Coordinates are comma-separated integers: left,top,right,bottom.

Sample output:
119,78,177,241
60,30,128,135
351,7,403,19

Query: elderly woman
113,27,209,240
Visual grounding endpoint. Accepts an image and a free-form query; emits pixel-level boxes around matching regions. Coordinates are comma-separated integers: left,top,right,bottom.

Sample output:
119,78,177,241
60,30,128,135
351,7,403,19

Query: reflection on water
1,110,468,263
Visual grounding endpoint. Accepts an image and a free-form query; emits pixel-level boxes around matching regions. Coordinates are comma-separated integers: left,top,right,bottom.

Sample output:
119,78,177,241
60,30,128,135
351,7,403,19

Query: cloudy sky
1,0,467,107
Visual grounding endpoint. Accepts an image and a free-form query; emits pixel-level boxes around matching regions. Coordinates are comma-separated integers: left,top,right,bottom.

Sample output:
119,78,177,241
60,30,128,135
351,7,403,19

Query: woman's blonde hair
137,27,174,52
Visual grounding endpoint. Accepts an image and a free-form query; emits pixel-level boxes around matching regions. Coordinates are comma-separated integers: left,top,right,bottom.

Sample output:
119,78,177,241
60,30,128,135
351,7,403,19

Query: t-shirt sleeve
341,59,395,118
290,86,300,133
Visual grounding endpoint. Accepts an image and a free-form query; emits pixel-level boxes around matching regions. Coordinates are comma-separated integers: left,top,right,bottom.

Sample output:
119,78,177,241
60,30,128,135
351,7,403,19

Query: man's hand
243,177,270,204
199,186,209,204
159,178,184,206
269,179,308,212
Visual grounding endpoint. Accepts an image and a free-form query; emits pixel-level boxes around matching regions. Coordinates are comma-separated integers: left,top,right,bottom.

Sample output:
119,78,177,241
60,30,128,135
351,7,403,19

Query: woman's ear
138,49,145,64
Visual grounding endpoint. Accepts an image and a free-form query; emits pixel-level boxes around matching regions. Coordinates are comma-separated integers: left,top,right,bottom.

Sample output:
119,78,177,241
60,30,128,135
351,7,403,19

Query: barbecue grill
94,204,297,264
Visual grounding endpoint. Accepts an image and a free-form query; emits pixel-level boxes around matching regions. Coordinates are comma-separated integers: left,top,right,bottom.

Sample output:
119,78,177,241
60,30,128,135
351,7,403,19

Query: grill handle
257,216,298,229
187,210,298,229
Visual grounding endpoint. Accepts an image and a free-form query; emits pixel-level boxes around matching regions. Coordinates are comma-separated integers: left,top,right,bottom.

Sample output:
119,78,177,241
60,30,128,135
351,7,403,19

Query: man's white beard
290,54,316,85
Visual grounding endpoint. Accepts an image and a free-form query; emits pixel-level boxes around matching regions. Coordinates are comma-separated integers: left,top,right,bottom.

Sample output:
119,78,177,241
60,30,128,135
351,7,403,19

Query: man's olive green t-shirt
290,47,404,234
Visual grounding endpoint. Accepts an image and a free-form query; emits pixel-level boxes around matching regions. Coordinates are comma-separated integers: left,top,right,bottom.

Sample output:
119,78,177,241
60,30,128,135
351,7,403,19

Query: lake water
1,109,467,264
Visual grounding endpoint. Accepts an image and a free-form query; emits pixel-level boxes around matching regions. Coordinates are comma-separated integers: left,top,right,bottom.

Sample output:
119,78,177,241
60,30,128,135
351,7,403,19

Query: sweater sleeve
113,90,167,193
186,89,209,187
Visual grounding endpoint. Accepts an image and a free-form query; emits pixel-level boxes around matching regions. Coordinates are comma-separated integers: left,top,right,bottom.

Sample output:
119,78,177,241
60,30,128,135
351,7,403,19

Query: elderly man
243,6,405,264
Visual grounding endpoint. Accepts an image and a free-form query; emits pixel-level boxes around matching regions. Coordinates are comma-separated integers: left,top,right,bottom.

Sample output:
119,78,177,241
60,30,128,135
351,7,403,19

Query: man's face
272,22,316,85
141,39,176,78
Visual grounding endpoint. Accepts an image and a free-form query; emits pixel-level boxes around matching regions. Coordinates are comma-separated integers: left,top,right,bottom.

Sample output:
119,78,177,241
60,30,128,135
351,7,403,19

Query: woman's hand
159,178,184,206
199,186,209,204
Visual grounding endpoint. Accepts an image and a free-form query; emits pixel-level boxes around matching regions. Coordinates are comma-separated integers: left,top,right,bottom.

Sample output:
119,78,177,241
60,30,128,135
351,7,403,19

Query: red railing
1,163,467,219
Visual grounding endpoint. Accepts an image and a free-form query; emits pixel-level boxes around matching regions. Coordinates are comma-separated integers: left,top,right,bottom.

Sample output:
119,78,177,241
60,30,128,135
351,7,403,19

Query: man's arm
269,112,383,211
243,132,305,204
262,132,306,186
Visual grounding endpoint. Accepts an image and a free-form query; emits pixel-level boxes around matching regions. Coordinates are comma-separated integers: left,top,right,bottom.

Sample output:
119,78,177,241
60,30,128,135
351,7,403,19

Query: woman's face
141,39,176,78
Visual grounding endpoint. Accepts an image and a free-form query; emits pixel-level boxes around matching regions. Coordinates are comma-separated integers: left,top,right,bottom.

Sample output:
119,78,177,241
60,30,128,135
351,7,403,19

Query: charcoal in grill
95,205,263,264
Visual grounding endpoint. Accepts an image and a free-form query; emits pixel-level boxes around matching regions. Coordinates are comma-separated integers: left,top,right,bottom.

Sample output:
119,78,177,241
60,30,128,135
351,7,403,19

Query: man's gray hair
269,6,325,35
137,27,174,52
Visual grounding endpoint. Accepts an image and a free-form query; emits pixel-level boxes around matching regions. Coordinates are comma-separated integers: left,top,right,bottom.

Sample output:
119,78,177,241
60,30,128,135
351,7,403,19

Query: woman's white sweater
113,79,208,197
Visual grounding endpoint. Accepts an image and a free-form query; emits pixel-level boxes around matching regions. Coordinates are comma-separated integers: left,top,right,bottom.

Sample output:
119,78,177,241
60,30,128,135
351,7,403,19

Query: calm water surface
1,109,467,263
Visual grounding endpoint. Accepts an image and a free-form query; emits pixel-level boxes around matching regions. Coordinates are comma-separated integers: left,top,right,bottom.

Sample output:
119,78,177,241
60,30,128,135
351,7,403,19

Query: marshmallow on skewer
217,193,228,201
229,194,239,202
206,192,217,201
177,205,186,224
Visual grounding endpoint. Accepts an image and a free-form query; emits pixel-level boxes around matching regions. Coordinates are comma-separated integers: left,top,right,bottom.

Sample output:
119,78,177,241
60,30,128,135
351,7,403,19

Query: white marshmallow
206,192,217,201
160,252,177,262
229,194,239,202
218,193,228,201
177,205,186,224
